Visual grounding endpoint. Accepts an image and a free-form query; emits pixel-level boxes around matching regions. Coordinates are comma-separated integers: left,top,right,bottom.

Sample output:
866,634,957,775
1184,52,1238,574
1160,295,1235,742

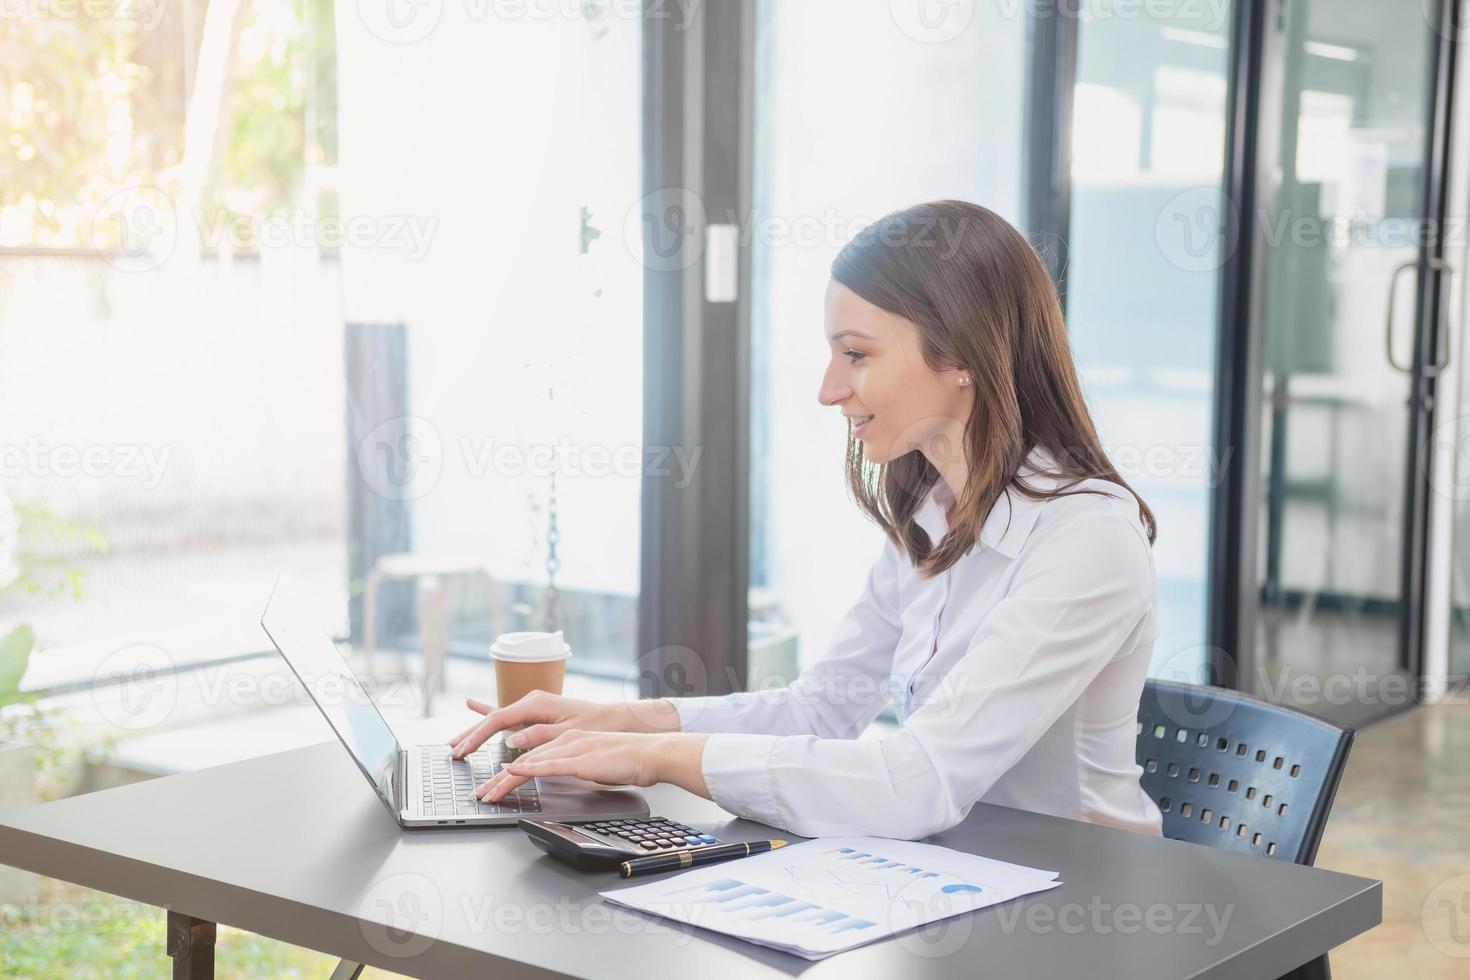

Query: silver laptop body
261,584,650,828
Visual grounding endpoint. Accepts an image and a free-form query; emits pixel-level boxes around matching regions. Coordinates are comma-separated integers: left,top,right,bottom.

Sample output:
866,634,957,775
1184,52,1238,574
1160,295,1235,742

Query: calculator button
698,835,718,843
639,841,658,849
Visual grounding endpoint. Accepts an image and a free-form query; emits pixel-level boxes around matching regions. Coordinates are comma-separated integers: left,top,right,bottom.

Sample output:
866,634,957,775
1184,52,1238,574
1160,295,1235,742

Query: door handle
1385,259,1418,373
1386,257,1455,375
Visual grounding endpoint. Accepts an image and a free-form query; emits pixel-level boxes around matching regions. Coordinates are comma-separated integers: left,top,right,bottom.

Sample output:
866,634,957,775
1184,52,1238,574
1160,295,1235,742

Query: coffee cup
491,630,572,712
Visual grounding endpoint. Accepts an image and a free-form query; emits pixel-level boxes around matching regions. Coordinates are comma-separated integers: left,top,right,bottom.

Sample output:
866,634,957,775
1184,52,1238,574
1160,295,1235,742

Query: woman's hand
447,690,682,760
473,730,711,802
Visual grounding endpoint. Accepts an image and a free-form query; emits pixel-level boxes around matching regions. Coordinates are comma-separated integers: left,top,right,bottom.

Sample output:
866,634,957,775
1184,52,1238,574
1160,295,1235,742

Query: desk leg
1275,953,1330,980
166,911,216,979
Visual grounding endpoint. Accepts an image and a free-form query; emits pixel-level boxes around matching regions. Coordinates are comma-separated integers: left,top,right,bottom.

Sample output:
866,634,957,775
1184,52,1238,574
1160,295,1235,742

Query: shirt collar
915,446,1061,560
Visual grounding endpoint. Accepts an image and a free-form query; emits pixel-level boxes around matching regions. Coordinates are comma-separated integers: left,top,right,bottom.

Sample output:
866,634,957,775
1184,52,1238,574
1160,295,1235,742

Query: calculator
518,817,724,871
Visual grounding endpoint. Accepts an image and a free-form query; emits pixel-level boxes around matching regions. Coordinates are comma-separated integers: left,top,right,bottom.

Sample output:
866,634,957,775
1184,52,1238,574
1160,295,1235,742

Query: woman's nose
817,366,851,407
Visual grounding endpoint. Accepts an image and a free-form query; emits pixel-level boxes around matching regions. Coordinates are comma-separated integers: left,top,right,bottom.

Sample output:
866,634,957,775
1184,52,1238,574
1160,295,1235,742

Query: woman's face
818,280,972,467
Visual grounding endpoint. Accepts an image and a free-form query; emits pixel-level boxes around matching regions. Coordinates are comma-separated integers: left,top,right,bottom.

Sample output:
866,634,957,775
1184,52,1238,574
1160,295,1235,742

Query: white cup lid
490,630,572,663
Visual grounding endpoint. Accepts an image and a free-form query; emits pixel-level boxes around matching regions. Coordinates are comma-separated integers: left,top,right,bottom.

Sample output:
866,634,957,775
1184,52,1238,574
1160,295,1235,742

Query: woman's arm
479,511,1154,836
695,510,1154,838
664,538,905,739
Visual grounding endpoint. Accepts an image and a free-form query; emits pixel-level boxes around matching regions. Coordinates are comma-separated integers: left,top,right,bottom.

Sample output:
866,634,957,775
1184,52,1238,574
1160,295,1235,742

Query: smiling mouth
850,415,875,428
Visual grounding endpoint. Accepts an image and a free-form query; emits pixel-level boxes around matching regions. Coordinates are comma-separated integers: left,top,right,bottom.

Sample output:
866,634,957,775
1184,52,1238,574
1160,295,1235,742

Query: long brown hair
831,199,1156,578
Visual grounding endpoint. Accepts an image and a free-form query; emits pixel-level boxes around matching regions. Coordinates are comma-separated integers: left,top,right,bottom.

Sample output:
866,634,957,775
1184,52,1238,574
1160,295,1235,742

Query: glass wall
1066,0,1235,682
0,0,348,697
747,0,1027,675
335,2,645,673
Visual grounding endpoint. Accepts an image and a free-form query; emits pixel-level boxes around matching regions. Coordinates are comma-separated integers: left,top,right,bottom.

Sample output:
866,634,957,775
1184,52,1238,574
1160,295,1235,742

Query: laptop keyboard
420,742,541,817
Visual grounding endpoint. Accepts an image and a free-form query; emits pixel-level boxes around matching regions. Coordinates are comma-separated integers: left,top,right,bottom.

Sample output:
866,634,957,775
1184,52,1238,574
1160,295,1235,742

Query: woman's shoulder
1020,473,1153,556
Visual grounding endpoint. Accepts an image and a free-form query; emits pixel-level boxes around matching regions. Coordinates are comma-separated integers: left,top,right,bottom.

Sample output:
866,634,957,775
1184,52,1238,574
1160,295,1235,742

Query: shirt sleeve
695,510,1155,838
664,537,903,741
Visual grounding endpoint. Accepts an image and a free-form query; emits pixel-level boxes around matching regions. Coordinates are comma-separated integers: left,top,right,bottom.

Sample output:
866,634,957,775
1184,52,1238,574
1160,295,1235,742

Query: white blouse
666,447,1164,841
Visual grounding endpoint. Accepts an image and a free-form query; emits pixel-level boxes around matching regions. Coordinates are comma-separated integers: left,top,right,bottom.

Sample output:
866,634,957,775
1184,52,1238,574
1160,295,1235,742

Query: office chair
1135,679,1355,980
1135,679,1354,866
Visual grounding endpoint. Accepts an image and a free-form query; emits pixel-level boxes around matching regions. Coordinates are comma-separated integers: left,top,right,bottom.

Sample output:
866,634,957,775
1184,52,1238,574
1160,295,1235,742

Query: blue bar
756,901,818,919
724,892,787,912
712,885,768,903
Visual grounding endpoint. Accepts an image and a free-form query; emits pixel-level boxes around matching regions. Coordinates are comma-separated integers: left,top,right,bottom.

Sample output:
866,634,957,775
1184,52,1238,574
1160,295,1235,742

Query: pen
619,839,789,878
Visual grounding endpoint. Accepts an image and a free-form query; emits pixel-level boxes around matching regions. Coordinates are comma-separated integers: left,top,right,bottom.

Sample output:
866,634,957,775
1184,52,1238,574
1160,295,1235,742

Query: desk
0,740,1379,979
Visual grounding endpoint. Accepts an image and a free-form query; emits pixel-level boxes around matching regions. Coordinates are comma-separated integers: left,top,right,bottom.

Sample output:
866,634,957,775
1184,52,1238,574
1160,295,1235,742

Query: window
1066,2,1236,682
333,1,645,672
1,0,348,698
747,0,1027,676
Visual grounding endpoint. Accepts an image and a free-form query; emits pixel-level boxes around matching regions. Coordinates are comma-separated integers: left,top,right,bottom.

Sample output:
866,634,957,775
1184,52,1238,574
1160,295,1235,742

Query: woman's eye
843,349,867,363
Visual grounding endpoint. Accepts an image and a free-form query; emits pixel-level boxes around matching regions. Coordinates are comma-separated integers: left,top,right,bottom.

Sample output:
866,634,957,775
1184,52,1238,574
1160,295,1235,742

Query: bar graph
664,876,879,934
601,836,1061,960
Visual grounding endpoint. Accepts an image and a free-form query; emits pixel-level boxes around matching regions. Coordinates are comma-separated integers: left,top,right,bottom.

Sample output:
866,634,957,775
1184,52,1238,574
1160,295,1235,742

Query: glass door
1248,0,1450,726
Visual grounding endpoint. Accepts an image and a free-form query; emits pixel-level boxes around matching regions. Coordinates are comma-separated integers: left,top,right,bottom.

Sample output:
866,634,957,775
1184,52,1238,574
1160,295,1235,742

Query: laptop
260,583,651,828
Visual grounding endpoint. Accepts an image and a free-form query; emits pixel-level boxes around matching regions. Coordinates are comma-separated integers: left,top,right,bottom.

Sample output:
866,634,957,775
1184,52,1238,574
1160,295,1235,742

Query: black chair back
1135,680,1353,866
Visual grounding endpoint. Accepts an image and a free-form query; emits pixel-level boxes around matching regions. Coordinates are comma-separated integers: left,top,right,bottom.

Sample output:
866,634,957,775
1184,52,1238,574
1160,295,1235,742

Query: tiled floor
1313,701,1470,977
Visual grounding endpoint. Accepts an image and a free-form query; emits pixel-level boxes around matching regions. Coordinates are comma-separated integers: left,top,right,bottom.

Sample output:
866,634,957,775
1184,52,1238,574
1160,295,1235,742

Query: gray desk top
0,739,1379,979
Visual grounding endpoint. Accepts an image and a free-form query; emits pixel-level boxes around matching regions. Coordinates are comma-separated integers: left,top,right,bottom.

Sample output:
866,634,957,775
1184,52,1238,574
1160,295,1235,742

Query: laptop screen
261,585,401,818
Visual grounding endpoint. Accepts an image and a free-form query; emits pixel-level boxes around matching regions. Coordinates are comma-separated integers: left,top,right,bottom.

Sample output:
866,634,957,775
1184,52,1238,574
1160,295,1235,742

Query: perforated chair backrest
1135,680,1354,865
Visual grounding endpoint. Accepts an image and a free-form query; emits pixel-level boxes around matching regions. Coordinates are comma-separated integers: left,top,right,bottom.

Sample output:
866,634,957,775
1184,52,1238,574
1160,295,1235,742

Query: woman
451,200,1163,840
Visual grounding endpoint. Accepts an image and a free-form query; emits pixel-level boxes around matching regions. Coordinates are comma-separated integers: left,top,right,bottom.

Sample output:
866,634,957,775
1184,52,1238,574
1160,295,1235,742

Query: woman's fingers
447,698,495,746
484,756,589,801
505,723,567,750
451,702,536,758
473,734,583,798
477,768,530,801
450,717,501,759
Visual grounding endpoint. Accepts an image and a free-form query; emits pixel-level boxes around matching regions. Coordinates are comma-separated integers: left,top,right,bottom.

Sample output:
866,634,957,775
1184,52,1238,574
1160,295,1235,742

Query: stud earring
958,377,971,386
